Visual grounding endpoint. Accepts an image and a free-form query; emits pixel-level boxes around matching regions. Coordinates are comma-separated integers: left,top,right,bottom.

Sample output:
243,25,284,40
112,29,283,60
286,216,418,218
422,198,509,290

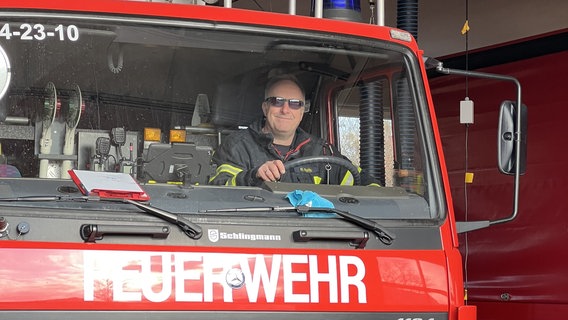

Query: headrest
211,77,264,128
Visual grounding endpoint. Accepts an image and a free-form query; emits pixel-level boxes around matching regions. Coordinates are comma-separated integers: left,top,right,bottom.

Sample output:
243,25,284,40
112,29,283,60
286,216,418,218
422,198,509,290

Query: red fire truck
0,1,526,319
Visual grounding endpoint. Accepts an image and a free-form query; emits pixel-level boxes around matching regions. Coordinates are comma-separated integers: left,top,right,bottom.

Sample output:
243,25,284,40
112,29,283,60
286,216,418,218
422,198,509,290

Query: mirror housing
498,100,527,175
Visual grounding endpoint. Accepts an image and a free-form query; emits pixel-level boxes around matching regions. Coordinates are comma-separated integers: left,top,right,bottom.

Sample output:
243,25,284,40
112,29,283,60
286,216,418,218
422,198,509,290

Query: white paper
70,170,144,193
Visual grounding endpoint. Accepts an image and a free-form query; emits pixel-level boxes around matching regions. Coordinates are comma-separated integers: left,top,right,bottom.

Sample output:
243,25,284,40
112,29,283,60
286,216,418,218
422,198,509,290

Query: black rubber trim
428,29,568,77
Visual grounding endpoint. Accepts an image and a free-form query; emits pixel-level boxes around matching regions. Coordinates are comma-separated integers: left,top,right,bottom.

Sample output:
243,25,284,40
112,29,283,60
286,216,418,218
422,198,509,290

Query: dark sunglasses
264,96,305,110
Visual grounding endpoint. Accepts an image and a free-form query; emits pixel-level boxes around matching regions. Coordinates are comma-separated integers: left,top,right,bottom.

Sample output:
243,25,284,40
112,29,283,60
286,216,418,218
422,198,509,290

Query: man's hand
257,160,286,182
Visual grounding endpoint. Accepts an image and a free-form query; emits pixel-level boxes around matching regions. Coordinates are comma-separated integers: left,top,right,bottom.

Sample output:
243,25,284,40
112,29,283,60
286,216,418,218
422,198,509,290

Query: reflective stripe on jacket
209,118,354,186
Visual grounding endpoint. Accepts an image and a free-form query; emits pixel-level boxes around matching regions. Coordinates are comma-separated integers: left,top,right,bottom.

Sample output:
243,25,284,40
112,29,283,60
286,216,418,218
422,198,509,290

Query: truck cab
0,1,474,319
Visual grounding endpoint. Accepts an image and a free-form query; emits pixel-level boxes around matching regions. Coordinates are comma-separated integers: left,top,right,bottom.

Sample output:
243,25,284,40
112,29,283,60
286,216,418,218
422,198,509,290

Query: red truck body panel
0,241,452,312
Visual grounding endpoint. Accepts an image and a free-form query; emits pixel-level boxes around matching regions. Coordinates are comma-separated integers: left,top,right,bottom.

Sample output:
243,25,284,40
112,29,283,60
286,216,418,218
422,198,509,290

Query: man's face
262,80,305,139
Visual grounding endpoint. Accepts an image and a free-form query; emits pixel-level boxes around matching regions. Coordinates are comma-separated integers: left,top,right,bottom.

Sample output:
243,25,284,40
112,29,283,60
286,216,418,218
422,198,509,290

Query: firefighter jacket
209,118,377,186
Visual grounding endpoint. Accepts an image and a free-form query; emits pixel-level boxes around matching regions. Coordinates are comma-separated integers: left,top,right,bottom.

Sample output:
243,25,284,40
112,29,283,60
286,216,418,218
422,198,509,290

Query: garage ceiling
231,0,568,58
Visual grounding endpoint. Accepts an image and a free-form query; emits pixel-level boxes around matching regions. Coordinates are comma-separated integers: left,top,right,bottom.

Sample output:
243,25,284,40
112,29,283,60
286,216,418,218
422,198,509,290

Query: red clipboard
68,169,150,201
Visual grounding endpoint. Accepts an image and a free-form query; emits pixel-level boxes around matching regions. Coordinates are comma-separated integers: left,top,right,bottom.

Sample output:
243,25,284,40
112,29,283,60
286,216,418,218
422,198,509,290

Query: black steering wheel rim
283,155,361,185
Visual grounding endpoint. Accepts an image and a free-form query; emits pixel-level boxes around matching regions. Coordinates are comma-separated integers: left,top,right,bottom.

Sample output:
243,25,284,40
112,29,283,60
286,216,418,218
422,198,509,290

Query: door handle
293,229,369,248
80,224,170,243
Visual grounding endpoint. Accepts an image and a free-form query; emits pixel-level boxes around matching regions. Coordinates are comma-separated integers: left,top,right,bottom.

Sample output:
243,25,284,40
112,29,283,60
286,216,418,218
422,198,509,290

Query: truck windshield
0,13,443,221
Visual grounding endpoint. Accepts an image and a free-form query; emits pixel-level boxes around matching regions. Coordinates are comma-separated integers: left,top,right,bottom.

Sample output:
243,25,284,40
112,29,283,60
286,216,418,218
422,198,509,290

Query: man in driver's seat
209,74,379,186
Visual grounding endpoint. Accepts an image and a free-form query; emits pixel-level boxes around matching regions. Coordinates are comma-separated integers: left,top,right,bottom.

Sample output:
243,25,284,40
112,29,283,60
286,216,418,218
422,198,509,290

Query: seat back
211,76,264,128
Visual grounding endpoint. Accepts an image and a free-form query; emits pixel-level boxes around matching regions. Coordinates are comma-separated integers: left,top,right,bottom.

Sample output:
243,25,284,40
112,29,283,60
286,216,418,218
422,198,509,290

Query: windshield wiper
200,206,297,213
0,195,202,240
299,206,395,245
122,199,202,240
0,195,100,201
200,205,395,245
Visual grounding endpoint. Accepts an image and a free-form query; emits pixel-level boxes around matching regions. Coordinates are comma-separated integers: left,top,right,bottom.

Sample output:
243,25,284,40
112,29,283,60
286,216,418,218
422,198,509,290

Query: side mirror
497,100,527,175
0,44,11,100
435,62,527,232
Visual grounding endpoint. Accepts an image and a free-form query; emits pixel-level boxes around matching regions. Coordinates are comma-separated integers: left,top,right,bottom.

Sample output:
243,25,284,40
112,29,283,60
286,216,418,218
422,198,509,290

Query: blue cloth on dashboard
286,190,336,218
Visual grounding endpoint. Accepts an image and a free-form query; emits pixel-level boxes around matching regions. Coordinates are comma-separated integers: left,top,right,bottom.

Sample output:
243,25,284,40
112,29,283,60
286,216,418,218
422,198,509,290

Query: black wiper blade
0,195,202,240
0,195,100,202
200,205,395,245
199,206,296,213
296,206,395,245
123,199,202,240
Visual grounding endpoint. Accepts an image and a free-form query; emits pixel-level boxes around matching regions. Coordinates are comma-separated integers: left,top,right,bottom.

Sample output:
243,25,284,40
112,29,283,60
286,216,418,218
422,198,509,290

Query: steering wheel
283,156,361,185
